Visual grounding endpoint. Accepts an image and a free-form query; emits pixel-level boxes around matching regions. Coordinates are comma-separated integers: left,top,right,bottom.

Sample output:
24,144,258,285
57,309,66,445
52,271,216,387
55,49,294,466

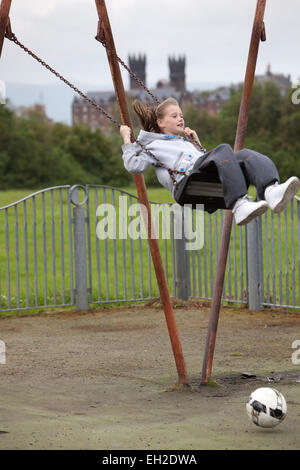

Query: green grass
0,186,178,312
0,184,299,314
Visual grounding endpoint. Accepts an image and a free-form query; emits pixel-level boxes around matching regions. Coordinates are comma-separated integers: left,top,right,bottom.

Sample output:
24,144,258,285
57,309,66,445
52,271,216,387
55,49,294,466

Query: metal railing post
246,217,263,310
70,185,89,311
175,215,190,301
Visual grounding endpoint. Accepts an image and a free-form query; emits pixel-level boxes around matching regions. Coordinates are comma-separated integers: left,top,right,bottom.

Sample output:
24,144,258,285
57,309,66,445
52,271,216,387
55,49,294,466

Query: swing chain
5,28,185,186
95,29,207,153
5,28,205,187
5,31,121,128
95,33,161,106
135,140,187,188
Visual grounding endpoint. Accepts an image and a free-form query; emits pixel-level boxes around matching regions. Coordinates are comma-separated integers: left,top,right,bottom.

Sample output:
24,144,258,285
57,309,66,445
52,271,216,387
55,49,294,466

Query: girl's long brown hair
132,97,179,133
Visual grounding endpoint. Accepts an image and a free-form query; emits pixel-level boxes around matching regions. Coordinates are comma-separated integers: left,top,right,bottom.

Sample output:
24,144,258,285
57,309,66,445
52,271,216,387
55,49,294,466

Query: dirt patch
71,323,157,333
0,302,300,450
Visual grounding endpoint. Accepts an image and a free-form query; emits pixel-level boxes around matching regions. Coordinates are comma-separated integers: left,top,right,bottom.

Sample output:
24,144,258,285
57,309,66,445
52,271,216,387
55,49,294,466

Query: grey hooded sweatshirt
122,130,205,197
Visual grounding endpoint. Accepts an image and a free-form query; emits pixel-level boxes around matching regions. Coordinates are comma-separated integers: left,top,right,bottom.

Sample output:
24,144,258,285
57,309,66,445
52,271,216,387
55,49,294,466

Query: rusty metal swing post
201,0,267,385
0,0,267,388
94,0,188,385
0,0,187,385
0,0,12,57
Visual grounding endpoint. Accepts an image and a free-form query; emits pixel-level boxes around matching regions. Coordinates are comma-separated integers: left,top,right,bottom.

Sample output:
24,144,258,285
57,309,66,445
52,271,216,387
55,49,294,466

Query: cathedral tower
128,54,146,90
168,55,186,93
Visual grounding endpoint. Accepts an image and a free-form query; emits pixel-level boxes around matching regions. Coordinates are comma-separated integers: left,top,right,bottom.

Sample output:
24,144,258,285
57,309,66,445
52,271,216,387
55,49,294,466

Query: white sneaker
264,176,300,213
232,195,269,226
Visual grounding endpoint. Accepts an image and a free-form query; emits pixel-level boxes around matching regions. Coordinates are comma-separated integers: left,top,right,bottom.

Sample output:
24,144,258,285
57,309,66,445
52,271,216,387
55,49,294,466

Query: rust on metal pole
0,0,12,57
234,0,267,152
201,0,267,385
94,0,188,384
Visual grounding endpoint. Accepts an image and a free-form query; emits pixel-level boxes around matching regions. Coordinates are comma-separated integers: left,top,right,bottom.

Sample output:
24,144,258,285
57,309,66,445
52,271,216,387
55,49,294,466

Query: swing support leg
94,0,188,385
0,0,12,57
201,0,267,385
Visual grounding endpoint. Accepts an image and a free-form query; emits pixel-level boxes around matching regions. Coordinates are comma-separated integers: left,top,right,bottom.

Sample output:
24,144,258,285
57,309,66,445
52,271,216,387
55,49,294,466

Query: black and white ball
246,387,287,428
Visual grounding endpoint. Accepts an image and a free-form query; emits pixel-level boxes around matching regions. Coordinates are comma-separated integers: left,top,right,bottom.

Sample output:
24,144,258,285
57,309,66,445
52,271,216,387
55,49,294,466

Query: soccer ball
246,387,287,428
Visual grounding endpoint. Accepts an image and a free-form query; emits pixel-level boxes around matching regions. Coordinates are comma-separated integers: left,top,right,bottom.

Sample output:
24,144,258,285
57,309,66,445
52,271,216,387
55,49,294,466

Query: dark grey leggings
191,143,280,209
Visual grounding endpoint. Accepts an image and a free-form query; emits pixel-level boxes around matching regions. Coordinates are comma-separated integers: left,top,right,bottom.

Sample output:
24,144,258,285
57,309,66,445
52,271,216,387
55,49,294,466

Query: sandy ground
0,300,300,450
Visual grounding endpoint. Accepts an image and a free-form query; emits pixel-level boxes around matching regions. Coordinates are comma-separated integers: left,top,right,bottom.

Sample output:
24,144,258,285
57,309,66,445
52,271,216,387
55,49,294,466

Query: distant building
169,55,186,93
255,64,292,96
72,54,185,132
128,54,146,90
72,92,116,133
72,59,293,131
188,87,235,117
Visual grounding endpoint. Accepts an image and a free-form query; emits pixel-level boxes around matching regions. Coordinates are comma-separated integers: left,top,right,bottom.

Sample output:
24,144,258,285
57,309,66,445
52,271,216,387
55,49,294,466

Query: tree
257,81,282,137
0,77,298,190
183,103,218,145
64,124,115,184
0,103,14,149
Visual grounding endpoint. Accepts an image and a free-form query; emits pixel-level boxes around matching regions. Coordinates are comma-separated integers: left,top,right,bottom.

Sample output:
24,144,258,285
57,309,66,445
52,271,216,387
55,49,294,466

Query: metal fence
0,184,299,313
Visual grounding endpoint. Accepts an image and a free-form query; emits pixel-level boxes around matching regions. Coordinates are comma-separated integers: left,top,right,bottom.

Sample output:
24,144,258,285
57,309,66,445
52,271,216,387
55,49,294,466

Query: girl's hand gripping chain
183,127,202,148
120,125,132,144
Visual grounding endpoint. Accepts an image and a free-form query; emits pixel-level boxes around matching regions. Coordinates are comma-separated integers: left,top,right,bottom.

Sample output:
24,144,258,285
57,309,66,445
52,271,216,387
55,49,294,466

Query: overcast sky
1,0,299,91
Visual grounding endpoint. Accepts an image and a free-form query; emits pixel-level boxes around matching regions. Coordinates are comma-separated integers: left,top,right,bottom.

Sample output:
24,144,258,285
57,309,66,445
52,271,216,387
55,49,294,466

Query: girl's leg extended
193,143,270,224
227,147,299,214
235,148,280,200
194,143,248,209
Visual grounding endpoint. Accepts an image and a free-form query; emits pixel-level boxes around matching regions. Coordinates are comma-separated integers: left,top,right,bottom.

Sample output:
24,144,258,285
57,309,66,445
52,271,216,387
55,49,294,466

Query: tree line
0,80,299,190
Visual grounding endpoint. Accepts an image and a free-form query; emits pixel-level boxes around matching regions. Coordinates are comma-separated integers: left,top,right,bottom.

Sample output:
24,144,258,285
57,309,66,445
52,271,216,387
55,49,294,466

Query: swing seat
174,170,227,213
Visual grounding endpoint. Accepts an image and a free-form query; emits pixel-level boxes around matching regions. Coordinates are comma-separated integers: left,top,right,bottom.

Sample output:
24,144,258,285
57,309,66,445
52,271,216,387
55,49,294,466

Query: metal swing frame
0,0,268,386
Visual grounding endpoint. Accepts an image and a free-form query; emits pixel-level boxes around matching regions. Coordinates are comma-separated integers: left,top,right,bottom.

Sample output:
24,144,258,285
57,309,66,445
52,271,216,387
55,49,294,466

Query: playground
1,0,300,452
1,302,300,450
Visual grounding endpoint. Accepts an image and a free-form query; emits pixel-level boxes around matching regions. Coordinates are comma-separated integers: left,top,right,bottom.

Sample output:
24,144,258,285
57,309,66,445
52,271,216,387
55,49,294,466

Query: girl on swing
120,97,300,225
